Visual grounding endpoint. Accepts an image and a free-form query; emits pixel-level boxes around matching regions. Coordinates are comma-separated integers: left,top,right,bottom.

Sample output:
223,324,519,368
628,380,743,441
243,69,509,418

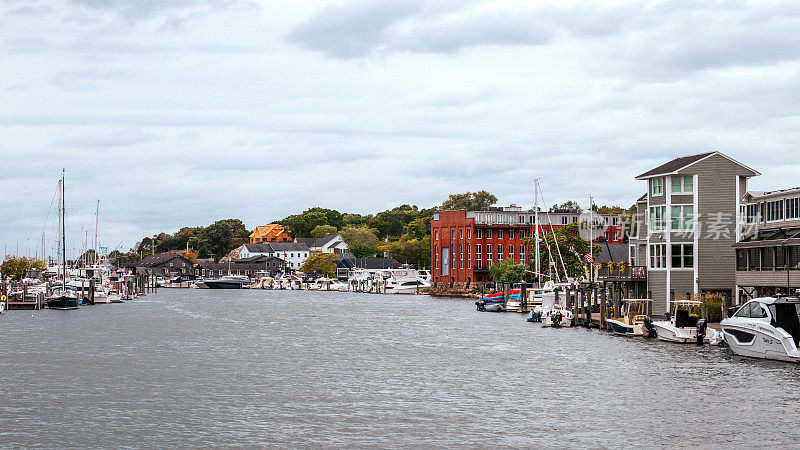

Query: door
442,247,450,276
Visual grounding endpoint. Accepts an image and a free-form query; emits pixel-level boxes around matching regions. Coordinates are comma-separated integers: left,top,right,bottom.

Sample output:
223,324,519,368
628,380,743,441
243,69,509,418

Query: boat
46,170,79,310
319,278,348,291
541,302,574,327
606,299,654,337
475,291,508,312
649,300,712,343
201,275,250,289
720,296,800,362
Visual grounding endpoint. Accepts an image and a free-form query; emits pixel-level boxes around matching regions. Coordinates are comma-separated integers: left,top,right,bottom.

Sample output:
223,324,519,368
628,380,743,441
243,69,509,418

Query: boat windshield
767,303,800,346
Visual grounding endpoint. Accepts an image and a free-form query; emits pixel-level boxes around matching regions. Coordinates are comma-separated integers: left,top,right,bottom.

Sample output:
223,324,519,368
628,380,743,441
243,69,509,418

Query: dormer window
671,175,693,194
651,177,664,196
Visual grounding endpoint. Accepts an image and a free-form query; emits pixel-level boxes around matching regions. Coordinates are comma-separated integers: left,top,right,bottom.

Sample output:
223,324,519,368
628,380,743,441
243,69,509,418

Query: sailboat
46,169,80,310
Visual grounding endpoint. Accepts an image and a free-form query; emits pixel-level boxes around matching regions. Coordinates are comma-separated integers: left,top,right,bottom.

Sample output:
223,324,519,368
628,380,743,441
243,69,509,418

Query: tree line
125,191,631,270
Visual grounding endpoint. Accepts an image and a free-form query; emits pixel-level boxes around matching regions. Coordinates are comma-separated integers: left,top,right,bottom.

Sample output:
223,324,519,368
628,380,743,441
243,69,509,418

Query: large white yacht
720,296,800,362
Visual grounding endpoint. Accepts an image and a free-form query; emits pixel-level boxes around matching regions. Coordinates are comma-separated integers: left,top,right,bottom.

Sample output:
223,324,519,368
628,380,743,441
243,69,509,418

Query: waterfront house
295,234,348,255
239,242,310,270
733,187,800,300
630,151,760,315
430,204,625,286
250,223,292,243
194,258,285,278
135,253,195,277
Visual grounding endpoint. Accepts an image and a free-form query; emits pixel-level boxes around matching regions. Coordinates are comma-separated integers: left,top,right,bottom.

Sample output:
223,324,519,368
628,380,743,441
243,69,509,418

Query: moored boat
650,300,712,344
606,299,653,337
720,296,800,362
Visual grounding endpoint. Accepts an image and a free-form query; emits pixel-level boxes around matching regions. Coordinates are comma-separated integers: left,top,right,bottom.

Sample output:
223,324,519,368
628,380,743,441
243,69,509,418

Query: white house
240,242,311,270
295,234,348,255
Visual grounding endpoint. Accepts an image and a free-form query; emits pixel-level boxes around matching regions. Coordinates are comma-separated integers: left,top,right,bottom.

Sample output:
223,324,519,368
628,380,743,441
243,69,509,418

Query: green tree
340,225,380,258
299,250,338,277
1,256,46,281
549,201,583,213
310,224,337,238
368,204,420,238
524,222,600,282
280,207,344,237
487,259,528,284
109,250,142,267
387,236,431,268
440,191,497,211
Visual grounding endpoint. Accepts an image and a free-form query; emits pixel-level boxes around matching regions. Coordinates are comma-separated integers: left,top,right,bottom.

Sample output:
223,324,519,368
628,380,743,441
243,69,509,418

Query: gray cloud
2,0,800,257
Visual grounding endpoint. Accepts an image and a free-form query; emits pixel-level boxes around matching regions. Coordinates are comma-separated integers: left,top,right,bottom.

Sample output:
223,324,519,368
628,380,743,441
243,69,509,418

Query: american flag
584,253,594,263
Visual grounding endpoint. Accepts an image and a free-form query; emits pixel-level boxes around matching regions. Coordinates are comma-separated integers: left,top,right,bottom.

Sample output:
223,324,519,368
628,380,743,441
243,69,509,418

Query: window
498,244,504,262
487,244,493,265
467,244,471,269
649,244,666,268
629,245,636,266
766,200,784,222
459,244,463,269
435,245,439,269
452,230,456,239
671,205,694,231
467,229,471,239
746,204,759,223
476,244,482,268
487,230,492,239
508,244,514,262
787,198,800,219
435,230,439,240
519,230,525,239
671,244,693,268
651,177,664,196
562,216,568,225
671,175,693,193
477,229,482,239
791,246,800,269
460,230,463,239
498,230,503,239
519,245,525,265
649,206,666,231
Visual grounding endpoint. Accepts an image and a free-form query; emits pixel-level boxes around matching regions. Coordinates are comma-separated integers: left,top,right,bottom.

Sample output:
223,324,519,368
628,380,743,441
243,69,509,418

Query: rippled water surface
2,289,800,448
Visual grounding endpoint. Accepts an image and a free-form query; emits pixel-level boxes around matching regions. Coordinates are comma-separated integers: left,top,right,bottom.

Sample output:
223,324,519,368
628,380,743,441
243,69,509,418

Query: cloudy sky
2,0,799,258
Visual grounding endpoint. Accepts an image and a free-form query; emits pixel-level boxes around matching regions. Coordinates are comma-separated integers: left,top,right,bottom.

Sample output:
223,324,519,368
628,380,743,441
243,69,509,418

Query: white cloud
1,0,799,257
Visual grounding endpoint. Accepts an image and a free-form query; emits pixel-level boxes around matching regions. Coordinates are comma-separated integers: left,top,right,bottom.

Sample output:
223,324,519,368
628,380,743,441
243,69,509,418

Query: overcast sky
2,0,799,258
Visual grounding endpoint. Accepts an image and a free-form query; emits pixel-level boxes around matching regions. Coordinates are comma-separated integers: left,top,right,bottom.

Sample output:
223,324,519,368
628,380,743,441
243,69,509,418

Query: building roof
636,152,714,179
636,193,647,202
138,253,191,267
592,243,630,264
635,151,760,180
195,262,281,271
249,223,285,238
267,242,310,252
236,255,286,264
295,234,341,249
744,187,800,200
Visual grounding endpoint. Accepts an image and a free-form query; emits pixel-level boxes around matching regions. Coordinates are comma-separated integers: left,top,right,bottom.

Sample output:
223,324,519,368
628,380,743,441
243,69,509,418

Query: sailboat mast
534,178,540,287
95,200,99,265
62,169,66,284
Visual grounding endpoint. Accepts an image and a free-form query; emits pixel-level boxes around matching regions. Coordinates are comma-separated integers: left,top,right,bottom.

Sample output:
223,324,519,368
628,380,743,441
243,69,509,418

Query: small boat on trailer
720,296,800,362
607,299,653,337
650,300,713,344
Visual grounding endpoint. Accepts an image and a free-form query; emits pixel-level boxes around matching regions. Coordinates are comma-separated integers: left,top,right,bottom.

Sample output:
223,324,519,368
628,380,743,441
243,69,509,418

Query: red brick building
431,205,625,284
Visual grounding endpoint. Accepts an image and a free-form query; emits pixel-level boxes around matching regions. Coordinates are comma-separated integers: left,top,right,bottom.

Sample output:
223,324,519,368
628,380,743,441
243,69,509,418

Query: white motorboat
380,269,431,294
541,304,574,327
318,278,348,291
606,299,653,337
650,300,713,344
720,296,800,362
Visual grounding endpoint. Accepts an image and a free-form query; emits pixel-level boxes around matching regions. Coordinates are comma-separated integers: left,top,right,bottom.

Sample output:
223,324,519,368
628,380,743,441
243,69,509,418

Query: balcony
597,264,647,281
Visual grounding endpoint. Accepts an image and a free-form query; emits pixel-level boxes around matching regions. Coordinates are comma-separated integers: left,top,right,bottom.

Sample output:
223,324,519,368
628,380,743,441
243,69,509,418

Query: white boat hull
652,321,697,343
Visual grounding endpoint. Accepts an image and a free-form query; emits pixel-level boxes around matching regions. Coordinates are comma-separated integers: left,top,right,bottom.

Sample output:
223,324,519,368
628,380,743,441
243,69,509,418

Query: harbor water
2,289,800,447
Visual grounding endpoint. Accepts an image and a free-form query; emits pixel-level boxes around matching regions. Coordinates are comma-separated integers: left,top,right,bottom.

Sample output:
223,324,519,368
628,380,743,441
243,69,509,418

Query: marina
2,288,800,447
